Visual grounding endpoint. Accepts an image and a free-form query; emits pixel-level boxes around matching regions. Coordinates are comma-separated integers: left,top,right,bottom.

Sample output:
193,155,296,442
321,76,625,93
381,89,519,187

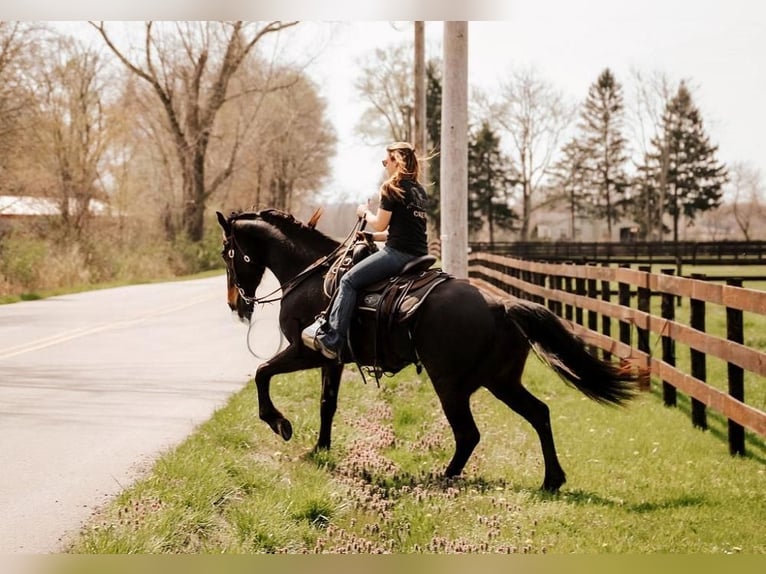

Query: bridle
224,217,361,307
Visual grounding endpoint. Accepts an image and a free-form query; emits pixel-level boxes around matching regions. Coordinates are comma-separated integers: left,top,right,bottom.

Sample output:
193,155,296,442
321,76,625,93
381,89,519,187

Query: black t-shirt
379,179,429,256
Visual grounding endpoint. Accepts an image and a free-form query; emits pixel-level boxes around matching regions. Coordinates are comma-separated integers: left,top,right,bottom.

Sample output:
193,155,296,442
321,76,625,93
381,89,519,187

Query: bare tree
626,68,682,240
22,35,112,238
102,73,180,241
481,67,574,240
729,161,764,240
90,20,299,242
0,22,43,194
223,70,337,213
355,41,415,144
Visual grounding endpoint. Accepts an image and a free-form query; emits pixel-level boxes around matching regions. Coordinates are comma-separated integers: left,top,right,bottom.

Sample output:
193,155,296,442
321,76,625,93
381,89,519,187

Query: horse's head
217,207,339,322
216,207,333,319
216,210,266,321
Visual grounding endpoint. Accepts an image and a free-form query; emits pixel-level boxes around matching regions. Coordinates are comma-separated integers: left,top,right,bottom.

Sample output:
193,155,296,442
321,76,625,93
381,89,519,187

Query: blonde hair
380,142,421,201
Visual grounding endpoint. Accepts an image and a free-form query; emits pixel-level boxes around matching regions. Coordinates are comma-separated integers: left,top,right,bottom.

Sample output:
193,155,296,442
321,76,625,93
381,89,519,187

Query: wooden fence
468,239,766,266
467,252,766,455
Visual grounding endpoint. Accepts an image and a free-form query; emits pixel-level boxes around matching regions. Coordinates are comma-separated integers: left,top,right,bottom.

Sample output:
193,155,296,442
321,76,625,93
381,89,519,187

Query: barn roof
0,196,107,217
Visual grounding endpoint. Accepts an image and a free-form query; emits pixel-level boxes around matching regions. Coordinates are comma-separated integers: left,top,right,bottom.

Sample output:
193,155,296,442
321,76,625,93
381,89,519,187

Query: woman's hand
356,204,368,219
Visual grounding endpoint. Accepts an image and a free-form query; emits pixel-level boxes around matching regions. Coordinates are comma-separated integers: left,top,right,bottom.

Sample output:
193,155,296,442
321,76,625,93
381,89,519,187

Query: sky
285,8,766,205
6,1,766,207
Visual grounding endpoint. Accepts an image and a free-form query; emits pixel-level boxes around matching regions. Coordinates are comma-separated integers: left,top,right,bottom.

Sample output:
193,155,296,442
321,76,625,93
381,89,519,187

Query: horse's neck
265,240,332,286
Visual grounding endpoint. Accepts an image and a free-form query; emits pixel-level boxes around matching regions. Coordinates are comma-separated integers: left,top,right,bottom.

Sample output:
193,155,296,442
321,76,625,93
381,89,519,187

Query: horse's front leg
316,362,343,451
255,365,292,441
254,342,322,442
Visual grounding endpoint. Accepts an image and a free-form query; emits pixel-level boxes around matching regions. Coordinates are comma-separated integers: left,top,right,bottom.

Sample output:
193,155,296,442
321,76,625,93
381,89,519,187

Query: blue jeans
320,245,419,350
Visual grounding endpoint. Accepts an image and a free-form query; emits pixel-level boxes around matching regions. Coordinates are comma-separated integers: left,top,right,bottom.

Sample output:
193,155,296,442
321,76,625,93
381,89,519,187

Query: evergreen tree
641,81,728,242
467,121,518,243
578,68,630,237
425,59,442,232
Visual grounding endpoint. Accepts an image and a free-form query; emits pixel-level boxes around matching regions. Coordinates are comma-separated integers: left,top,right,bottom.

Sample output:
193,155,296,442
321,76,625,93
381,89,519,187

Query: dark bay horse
217,208,639,492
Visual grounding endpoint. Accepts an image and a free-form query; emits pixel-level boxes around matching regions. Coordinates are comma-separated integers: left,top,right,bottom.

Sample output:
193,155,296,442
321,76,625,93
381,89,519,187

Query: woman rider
303,141,429,360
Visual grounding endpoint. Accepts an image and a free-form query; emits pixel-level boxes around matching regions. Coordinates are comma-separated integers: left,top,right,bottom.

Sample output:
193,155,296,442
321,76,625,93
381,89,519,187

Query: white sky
288,10,766,205
7,1,766,207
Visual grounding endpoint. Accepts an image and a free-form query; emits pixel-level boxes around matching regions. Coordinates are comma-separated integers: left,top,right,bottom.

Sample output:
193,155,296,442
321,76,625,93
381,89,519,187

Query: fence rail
467,252,766,455
469,240,766,265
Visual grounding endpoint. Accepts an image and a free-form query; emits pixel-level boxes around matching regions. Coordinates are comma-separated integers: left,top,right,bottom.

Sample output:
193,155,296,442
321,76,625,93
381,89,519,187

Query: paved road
0,273,282,553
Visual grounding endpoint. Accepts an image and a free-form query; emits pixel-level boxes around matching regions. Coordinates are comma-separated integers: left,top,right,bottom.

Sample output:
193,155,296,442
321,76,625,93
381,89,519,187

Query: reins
228,215,363,307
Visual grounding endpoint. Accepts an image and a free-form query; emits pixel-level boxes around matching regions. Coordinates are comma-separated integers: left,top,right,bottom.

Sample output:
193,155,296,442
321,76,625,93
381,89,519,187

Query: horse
216,208,640,492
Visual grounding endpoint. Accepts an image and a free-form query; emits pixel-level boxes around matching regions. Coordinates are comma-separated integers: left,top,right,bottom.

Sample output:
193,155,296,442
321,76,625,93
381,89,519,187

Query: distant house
0,195,109,235
0,195,108,219
0,196,62,218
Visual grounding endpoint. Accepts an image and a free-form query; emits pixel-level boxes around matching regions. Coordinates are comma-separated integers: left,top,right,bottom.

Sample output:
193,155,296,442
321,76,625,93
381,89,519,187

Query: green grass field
69,356,766,554
60,263,766,554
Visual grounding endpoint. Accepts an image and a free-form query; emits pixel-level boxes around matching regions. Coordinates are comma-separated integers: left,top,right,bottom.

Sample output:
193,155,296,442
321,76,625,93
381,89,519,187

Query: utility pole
414,21,428,185
440,22,468,277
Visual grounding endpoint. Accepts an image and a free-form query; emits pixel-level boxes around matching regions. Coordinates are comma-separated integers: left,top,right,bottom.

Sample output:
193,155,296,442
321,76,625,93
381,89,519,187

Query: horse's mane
231,208,339,251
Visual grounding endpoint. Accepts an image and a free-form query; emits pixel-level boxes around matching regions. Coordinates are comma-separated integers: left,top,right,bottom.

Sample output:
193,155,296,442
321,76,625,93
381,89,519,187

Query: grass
69,357,766,554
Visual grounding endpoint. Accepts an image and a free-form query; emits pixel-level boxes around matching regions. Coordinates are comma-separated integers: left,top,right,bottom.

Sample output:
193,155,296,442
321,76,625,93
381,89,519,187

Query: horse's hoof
541,473,566,493
276,419,293,441
443,466,462,479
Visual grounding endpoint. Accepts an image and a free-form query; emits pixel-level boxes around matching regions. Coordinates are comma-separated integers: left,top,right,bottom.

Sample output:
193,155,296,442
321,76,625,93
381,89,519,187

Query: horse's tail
503,299,639,406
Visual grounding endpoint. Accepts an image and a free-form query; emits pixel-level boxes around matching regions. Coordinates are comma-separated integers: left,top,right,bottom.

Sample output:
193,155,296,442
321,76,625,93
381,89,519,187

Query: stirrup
301,318,325,352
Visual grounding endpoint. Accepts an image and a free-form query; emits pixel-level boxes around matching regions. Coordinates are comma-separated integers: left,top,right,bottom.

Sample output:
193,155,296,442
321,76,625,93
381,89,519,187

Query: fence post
575,275,586,326
512,264,521,299
618,264,631,348
523,268,532,301
549,273,562,316
587,268,598,354
690,273,707,430
536,269,546,306
601,263,612,361
726,277,745,456
564,267,574,322
637,265,651,390
661,268,677,407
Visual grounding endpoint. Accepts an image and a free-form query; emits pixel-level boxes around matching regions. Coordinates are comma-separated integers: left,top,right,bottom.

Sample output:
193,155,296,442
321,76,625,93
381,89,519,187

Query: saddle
321,238,451,379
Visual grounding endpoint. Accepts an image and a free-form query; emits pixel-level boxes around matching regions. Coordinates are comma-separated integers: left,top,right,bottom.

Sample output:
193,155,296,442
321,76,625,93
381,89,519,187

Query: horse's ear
216,211,230,234
307,207,324,229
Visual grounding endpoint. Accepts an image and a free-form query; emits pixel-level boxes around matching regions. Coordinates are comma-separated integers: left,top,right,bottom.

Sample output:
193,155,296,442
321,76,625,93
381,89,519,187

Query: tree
482,67,574,240
577,69,630,237
424,59,442,230
640,81,728,243
0,22,43,195
729,161,764,240
91,20,299,242
355,42,415,145
234,72,337,213
26,35,112,239
625,68,679,240
467,121,517,242
550,137,589,239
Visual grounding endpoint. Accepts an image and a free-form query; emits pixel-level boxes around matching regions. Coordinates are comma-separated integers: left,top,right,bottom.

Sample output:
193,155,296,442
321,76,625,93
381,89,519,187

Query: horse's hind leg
486,379,567,492
435,388,481,478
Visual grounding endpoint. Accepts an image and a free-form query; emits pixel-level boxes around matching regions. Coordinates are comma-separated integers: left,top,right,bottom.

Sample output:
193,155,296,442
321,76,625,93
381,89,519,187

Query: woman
304,141,429,360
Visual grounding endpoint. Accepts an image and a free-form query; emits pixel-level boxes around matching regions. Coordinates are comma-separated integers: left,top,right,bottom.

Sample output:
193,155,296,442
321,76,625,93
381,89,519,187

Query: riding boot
301,318,340,360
